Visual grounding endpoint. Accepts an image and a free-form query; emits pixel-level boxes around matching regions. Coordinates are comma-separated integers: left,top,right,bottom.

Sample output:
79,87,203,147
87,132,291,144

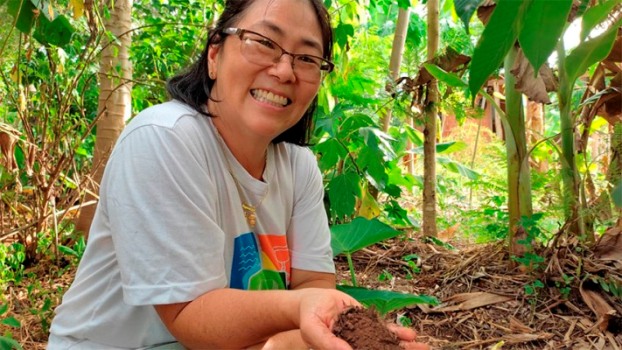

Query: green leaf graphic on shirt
249,270,286,290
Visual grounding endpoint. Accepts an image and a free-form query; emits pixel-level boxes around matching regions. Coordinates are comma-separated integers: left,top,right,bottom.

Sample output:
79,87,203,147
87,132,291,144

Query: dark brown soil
333,306,401,350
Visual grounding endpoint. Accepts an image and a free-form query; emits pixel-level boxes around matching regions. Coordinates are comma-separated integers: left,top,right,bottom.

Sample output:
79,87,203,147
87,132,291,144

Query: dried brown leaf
510,49,559,104
594,225,622,262
579,285,618,331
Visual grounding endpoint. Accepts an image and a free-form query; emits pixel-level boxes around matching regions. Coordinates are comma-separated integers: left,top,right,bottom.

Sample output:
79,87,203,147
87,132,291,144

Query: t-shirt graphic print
230,232,291,290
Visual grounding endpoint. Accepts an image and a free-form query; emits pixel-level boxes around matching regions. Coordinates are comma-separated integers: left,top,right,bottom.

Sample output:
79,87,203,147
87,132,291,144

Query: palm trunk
75,0,133,235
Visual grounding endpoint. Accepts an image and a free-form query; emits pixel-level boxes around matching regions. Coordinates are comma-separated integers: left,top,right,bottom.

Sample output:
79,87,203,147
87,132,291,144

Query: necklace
215,130,269,230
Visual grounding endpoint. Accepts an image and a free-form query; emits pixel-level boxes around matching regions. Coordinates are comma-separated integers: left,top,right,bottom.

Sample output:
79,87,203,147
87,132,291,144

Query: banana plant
463,0,621,242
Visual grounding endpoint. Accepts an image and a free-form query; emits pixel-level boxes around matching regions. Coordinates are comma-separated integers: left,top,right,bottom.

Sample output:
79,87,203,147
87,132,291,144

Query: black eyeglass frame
221,27,335,75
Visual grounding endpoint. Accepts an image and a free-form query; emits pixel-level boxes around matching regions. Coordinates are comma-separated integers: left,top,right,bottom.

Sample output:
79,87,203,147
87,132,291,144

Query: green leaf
314,139,346,171
565,20,621,85
438,157,480,180
612,180,622,208
580,0,619,42
331,217,402,256
7,0,74,47
337,285,439,315
1,317,21,328
0,305,7,315
334,22,354,50
7,0,38,33
453,0,484,34
469,0,532,99
359,147,388,189
410,141,467,155
58,245,79,257
404,125,424,146
33,14,74,47
397,0,410,9
518,0,572,73
423,63,467,88
328,172,361,218
0,336,22,350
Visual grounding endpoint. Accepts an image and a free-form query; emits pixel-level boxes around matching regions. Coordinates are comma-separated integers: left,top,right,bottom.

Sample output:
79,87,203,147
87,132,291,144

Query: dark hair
166,0,333,146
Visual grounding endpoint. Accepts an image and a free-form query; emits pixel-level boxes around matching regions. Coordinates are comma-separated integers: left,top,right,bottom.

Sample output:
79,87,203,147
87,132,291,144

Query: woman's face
207,0,325,144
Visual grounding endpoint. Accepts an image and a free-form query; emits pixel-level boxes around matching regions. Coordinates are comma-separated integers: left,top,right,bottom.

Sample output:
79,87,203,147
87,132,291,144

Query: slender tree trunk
382,7,410,132
504,45,533,257
75,0,133,235
423,0,439,237
380,8,413,174
556,39,585,237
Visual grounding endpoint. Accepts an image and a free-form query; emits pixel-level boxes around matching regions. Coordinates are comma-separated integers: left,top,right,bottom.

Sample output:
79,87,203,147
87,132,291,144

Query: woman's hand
296,288,360,350
387,324,430,350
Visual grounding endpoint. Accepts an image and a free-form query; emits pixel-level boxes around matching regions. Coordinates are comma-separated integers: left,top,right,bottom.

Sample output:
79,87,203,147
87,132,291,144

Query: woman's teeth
252,89,289,107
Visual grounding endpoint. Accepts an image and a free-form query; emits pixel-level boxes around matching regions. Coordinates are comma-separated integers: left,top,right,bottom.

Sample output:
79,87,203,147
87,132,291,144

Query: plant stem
346,253,357,287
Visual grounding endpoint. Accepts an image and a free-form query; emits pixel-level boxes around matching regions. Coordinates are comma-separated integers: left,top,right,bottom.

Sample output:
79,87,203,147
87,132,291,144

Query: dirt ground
3,233,622,349
334,235,622,349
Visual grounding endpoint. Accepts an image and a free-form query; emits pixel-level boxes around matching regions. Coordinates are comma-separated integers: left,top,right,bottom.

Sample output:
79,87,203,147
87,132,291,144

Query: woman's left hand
387,324,430,350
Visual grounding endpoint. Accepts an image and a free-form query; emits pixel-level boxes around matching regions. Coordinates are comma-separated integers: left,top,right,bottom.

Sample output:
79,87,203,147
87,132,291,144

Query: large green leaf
7,0,38,33
437,157,480,180
423,63,468,88
565,20,621,85
518,0,572,73
334,22,354,50
6,0,74,47
34,14,74,47
314,138,346,171
359,146,388,189
328,172,361,218
468,0,532,99
331,217,402,256
337,285,439,315
0,336,22,350
453,0,484,34
580,0,619,42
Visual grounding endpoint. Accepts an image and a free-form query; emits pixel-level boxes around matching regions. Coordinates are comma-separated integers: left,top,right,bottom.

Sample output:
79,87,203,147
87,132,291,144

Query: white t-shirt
48,100,334,349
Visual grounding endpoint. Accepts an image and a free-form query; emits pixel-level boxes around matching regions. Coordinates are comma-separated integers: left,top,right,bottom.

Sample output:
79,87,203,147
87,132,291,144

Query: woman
48,0,428,349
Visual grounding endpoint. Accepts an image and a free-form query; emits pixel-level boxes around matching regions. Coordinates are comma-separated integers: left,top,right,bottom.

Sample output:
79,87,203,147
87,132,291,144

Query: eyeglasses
222,27,334,83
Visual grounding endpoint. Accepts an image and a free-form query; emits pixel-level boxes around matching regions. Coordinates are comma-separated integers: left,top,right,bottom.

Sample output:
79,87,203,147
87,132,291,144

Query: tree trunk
381,7,410,132
556,39,585,237
504,45,533,257
423,0,439,238
75,0,133,235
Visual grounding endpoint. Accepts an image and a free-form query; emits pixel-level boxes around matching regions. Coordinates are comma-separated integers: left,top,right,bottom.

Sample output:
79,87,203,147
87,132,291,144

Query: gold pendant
242,203,256,228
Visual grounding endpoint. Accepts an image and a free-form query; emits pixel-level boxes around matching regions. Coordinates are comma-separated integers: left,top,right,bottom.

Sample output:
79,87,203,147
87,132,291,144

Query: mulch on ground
2,231,621,349
335,233,622,349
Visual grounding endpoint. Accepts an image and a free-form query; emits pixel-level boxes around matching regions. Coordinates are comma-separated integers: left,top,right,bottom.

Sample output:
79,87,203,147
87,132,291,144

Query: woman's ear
207,44,220,79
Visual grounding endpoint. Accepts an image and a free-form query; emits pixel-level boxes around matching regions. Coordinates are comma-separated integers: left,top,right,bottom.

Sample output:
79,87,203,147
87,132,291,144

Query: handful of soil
332,306,401,350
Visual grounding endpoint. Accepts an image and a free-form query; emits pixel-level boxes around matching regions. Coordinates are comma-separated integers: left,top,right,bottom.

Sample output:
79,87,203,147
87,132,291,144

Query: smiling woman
45,0,429,349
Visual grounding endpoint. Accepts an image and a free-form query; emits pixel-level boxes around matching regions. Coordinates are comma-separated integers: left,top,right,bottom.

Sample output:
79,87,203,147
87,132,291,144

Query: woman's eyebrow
257,20,323,52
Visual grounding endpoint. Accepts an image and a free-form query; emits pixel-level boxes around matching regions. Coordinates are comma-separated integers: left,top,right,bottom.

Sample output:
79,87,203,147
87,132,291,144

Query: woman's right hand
296,288,360,350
